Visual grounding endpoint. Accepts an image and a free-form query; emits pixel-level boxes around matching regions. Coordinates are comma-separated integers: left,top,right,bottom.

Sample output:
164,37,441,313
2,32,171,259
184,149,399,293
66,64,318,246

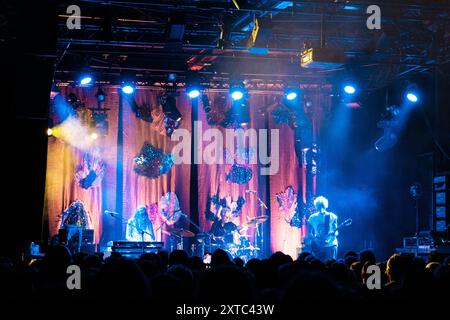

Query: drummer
209,207,238,245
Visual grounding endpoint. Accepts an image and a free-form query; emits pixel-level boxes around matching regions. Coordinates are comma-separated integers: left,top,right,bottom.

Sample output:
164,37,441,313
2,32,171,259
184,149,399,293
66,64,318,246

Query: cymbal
241,246,260,250
171,228,195,238
242,215,268,228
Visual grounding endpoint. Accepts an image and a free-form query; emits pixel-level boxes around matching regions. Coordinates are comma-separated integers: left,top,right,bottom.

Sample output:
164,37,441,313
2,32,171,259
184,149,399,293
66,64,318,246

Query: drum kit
163,215,268,263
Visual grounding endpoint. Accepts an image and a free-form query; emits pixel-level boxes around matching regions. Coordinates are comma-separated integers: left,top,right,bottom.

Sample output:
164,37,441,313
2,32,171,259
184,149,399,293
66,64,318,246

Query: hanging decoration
75,150,106,189
133,141,174,179
224,148,254,185
276,186,302,227
206,194,246,221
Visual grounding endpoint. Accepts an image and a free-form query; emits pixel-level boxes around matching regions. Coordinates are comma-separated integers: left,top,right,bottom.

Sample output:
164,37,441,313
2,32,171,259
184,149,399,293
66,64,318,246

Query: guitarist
306,196,338,261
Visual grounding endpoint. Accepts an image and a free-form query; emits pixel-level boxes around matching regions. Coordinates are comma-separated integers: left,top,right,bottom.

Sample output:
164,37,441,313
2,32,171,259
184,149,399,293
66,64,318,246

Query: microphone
245,190,257,194
104,210,117,216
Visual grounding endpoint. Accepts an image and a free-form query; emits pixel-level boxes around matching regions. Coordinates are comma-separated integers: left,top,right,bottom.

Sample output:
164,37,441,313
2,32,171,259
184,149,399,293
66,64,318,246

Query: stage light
201,94,211,113
285,88,299,101
406,92,418,103
187,88,201,99
90,132,99,140
80,75,93,85
161,93,182,122
231,88,244,101
95,87,106,103
50,83,60,99
47,128,53,136
168,73,177,82
344,85,356,94
121,84,135,95
286,92,297,100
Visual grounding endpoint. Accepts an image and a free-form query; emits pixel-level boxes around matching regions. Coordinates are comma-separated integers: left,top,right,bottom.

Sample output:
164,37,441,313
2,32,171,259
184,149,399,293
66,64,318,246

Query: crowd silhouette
1,246,449,304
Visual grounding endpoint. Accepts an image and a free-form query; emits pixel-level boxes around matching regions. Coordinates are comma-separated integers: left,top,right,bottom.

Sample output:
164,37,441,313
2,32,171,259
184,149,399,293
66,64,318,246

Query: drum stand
255,196,268,259
178,213,207,257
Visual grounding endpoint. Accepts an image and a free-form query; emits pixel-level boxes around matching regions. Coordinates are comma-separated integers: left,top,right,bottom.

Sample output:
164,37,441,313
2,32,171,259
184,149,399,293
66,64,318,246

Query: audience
1,245,449,302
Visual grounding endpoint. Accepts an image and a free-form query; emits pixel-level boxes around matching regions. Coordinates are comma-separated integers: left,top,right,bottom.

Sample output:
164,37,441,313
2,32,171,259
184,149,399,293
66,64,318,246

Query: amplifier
58,228,94,244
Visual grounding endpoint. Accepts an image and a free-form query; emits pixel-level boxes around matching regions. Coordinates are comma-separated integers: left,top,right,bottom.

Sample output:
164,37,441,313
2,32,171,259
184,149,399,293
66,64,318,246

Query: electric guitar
303,218,352,253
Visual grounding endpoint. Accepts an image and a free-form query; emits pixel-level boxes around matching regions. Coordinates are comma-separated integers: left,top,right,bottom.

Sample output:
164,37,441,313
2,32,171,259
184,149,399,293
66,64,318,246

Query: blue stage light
406,92,418,103
187,88,200,99
344,85,356,94
285,91,298,101
231,88,244,101
80,76,93,85
121,84,135,94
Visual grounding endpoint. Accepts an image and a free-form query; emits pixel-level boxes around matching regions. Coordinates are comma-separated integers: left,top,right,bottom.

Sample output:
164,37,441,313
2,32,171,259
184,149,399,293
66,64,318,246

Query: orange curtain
44,86,329,258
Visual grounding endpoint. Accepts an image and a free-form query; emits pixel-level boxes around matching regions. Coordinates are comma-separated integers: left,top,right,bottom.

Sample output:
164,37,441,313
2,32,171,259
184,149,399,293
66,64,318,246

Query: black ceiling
54,0,450,90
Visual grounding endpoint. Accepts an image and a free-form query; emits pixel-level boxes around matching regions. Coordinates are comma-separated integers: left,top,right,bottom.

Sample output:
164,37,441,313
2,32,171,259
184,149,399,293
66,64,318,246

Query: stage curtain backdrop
44,86,328,258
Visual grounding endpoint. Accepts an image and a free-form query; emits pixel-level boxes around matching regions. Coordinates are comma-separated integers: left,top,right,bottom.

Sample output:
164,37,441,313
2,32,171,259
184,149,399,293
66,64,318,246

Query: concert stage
8,0,450,305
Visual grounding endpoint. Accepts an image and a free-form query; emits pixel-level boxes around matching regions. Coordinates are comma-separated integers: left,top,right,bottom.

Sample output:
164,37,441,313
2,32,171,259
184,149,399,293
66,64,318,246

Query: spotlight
47,128,53,136
161,92,182,122
80,75,93,85
406,92,418,103
50,84,60,99
187,88,201,99
344,85,356,94
201,94,211,113
230,88,245,101
68,93,83,110
160,92,182,136
95,87,107,103
90,132,99,140
285,92,298,101
285,88,300,102
168,73,177,82
227,98,250,127
121,84,135,95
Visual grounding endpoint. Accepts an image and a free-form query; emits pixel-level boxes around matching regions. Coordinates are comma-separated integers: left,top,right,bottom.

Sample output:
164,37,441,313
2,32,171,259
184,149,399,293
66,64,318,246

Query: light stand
409,182,422,255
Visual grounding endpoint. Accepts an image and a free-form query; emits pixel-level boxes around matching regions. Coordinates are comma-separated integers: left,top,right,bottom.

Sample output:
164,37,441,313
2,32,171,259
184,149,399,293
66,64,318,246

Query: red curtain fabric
121,89,191,242
44,86,329,258
196,93,270,248
44,86,119,244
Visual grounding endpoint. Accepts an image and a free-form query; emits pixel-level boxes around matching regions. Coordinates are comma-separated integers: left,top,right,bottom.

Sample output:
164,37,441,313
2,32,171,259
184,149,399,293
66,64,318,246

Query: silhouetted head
359,250,376,265
211,249,232,267
386,253,405,283
169,250,188,266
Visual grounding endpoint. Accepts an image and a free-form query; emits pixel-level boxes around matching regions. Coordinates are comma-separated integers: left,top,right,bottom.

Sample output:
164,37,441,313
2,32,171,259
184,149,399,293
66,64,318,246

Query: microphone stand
178,211,208,256
247,192,268,259
105,211,154,255
155,210,178,251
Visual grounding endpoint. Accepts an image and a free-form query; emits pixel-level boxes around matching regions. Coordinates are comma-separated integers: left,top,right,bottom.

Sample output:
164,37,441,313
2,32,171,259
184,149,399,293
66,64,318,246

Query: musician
60,200,92,230
210,207,238,244
158,192,183,250
59,200,93,252
159,192,182,227
126,205,155,241
307,196,338,261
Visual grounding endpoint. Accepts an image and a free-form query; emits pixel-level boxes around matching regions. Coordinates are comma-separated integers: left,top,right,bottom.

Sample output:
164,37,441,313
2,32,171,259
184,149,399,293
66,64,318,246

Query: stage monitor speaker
58,229,95,244
433,174,450,240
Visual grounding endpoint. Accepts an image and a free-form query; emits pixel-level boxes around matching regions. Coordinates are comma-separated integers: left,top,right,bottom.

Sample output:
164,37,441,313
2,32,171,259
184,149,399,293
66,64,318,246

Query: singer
126,205,155,241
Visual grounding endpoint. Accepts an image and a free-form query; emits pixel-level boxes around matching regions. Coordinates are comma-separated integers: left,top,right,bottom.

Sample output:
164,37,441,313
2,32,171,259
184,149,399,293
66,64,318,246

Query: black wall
7,1,58,258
